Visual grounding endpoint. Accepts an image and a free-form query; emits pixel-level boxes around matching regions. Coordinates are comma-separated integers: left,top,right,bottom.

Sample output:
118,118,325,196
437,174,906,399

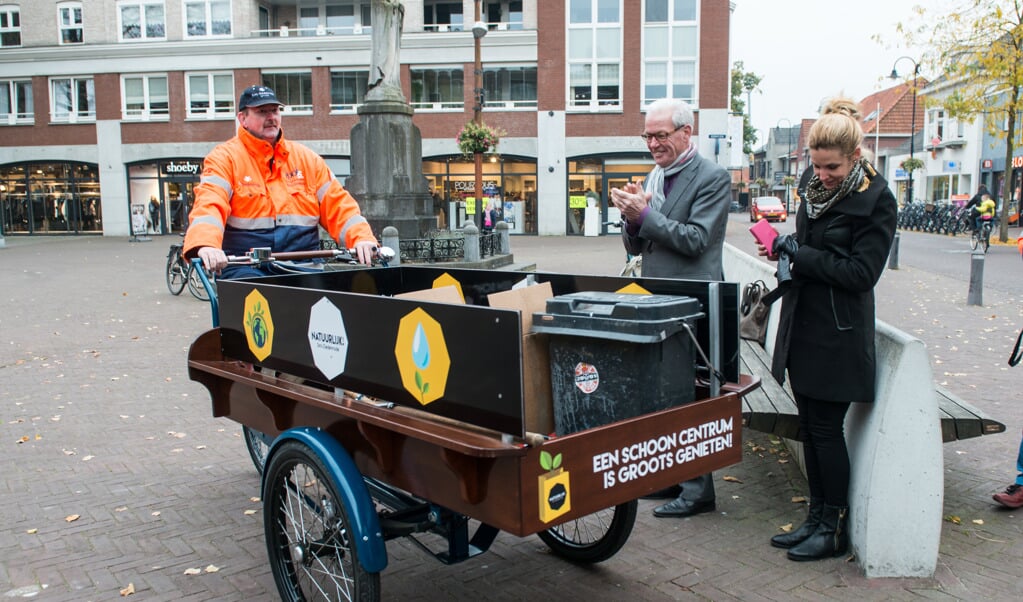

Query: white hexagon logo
308,297,349,380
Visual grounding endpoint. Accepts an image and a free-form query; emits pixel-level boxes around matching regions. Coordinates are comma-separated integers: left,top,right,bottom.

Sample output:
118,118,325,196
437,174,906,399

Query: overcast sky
730,0,929,144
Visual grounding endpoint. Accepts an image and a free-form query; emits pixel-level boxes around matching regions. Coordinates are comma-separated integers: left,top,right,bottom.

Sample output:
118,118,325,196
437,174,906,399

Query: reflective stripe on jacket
184,126,373,258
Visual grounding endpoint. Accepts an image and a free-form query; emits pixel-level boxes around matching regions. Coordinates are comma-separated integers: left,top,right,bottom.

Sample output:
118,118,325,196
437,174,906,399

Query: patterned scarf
646,141,698,212
803,157,870,219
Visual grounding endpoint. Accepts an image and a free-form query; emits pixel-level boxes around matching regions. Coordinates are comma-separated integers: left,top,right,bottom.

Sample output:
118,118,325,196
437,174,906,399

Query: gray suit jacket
622,153,732,280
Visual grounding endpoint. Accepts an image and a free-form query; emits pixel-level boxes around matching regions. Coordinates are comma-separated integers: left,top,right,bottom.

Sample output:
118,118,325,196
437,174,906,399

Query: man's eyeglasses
640,125,685,143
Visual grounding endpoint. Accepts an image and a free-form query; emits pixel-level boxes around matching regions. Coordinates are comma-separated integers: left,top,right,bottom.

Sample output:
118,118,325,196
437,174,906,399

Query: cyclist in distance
184,85,378,278
971,193,996,234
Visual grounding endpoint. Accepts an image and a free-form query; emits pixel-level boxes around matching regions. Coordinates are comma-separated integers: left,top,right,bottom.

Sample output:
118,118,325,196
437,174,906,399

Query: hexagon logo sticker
394,307,450,405
432,272,465,303
308,297,348,380
244,289,274,361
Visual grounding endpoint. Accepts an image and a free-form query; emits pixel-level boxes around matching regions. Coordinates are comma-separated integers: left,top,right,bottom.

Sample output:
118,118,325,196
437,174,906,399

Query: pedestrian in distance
184,85,378,276
609,97,732,519
756,95,897,561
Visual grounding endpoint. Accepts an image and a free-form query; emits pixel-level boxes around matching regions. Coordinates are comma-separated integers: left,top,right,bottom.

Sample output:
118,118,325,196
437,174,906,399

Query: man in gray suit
610,97,731,518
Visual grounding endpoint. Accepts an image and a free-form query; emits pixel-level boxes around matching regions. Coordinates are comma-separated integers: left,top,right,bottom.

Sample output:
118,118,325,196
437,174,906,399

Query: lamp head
472,21,488,39
889,68,900,79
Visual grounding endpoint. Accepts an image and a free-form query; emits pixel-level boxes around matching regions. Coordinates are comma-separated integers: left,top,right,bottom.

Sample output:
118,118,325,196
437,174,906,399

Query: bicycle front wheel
165,253,187,295
187,264,213,301
970,231,980,251
982,229,991,253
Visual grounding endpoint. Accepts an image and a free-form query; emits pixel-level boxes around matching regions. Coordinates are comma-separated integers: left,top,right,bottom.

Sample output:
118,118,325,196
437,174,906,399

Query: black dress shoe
640,484,683,500
652,497,716,518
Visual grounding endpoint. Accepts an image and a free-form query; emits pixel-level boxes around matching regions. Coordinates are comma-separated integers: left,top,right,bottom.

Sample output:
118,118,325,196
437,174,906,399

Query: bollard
967,250,984,306
381,226,400,266
463,223,481,263
496,220,511,255
887,231,899,270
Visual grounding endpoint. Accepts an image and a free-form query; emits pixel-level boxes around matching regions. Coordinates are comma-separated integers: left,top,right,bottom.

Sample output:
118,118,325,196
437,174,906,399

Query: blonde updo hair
807,95,863,158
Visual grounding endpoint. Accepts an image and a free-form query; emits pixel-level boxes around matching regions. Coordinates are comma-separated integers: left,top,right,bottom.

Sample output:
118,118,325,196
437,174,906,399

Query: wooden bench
739,338,1006,443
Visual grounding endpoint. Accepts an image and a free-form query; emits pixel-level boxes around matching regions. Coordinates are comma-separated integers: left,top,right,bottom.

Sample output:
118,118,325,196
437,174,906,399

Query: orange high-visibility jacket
184,126,374,259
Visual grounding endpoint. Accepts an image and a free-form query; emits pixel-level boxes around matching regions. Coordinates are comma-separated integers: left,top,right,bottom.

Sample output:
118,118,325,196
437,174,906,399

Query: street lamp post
890,56,920,206
471,3,487,229
776,118,794,212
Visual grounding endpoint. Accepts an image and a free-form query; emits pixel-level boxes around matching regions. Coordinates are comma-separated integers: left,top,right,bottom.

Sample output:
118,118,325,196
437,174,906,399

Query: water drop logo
243,289,274,361
395,308,450,405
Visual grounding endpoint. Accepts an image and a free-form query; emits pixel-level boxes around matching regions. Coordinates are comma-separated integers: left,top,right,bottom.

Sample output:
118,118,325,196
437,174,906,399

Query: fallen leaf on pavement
183,568,201,576
779,523,793,533
972,519,984,525
119,583,135,596
65,514,80,523
944,515,961,525
204,565,219,573
791,496,807,503
244,509,257,515
722,475,742,483
26,528,37,534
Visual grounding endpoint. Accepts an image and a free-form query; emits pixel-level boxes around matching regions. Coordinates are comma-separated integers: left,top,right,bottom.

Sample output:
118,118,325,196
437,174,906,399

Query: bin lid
531,291,703,343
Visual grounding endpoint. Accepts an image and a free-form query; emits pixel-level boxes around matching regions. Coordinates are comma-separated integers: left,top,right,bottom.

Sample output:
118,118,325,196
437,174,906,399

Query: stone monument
345,0,436,239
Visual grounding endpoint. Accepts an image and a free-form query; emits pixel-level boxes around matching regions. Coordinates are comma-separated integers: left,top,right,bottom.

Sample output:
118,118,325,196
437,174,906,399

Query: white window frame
184,0,232,39
185,71,235,119
118,1,168,42
121,74,169,121
57,2,84,45
329,69,370,113
410,65,465,112
640,0,699,109
50,76,96,124
0,79,33,125
482,64,537,110
261,70,313,114
0,5,21,48
566,0,623,113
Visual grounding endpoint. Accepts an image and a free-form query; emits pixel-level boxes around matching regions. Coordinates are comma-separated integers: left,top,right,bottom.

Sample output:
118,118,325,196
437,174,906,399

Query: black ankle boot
786,504,848,561
770,497,823,549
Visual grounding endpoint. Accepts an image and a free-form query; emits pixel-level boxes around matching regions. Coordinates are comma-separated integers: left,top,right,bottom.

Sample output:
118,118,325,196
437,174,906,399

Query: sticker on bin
574,362,599,394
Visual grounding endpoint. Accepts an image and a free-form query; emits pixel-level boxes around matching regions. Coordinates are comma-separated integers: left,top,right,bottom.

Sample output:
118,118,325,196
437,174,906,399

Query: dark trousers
680,472,715,503
795,393,851,506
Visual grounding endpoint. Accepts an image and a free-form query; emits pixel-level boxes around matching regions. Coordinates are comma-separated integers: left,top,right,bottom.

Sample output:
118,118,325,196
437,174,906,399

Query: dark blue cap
238,85,283,110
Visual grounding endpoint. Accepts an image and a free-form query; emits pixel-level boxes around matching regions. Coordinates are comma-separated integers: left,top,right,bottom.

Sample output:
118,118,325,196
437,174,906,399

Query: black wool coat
771,168,898,402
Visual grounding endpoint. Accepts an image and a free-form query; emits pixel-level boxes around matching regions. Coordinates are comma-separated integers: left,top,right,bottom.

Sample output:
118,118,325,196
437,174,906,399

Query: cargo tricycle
187,252,759,601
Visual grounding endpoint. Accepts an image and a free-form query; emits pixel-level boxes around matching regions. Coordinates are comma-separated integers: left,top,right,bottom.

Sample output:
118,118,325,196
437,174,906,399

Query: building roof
860,79,927,135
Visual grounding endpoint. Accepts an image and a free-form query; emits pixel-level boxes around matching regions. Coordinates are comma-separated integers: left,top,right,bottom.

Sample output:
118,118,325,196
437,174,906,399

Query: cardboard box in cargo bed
488,282,555,435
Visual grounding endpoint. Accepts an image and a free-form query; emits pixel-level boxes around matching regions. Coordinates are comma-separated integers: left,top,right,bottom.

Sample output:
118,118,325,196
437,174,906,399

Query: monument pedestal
346,101,436,239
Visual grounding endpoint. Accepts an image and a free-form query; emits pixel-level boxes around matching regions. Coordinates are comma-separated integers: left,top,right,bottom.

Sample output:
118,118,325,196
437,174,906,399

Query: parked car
749,196,787,222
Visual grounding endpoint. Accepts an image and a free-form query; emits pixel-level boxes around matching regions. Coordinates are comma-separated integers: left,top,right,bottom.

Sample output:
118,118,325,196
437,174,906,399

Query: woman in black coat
758,96,897,562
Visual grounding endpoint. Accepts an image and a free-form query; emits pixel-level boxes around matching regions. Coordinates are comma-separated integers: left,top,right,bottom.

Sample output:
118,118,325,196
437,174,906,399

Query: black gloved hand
773,234,799,258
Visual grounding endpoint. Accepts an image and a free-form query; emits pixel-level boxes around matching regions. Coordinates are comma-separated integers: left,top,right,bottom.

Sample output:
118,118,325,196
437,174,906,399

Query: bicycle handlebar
225,246,395,266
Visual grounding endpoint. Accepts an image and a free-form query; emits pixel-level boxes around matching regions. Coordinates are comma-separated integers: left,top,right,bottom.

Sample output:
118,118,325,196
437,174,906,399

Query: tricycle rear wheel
536,500,637,563
264,440,381,602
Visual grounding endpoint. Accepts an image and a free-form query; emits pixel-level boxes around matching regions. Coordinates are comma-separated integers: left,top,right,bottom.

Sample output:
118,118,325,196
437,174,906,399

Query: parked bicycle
165,238,214,300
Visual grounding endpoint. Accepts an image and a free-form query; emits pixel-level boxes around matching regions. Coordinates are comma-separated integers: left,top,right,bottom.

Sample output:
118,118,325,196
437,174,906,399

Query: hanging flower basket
900,157,924,173
457,121,505,158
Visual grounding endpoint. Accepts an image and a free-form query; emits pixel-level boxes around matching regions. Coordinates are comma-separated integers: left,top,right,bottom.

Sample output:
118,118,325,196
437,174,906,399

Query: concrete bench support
723,243,941,578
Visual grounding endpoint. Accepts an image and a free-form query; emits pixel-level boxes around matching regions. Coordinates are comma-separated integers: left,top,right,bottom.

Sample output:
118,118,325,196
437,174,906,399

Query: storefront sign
1012,156,1023,169
161,161,201,176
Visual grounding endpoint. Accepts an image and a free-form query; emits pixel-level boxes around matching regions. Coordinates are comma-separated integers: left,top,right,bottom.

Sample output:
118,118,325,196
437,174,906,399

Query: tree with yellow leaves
896,0,1023,242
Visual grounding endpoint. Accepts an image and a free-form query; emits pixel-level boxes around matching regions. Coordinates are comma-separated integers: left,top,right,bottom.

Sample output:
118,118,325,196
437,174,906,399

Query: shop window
424,1,464,31
186,72,234,118
119,1,167,41
1,79,32,125
122,74,169,120
0,161,102,235
410,67,464,111
184,0,231,38
330,70,369,112
50,77,95,123
0,5,20,47
641,0,697,107
262,72,313,114
483,65,536,109
566,0,621,111
58,2,84,44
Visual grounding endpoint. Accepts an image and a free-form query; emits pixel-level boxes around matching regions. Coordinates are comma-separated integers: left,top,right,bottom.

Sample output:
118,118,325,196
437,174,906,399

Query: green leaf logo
540,451,563,471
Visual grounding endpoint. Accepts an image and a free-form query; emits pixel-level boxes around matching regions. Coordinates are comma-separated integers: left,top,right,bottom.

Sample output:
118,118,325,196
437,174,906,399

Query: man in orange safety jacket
184,85,378,278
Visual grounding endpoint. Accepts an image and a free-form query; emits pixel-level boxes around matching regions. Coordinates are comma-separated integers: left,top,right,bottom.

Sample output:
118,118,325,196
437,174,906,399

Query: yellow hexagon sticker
394,308,450,405
244,289,274,362
432,272,465,303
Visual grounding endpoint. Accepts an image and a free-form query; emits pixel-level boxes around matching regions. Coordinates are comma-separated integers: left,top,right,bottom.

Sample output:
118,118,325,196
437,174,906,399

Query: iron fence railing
320,230,499,263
